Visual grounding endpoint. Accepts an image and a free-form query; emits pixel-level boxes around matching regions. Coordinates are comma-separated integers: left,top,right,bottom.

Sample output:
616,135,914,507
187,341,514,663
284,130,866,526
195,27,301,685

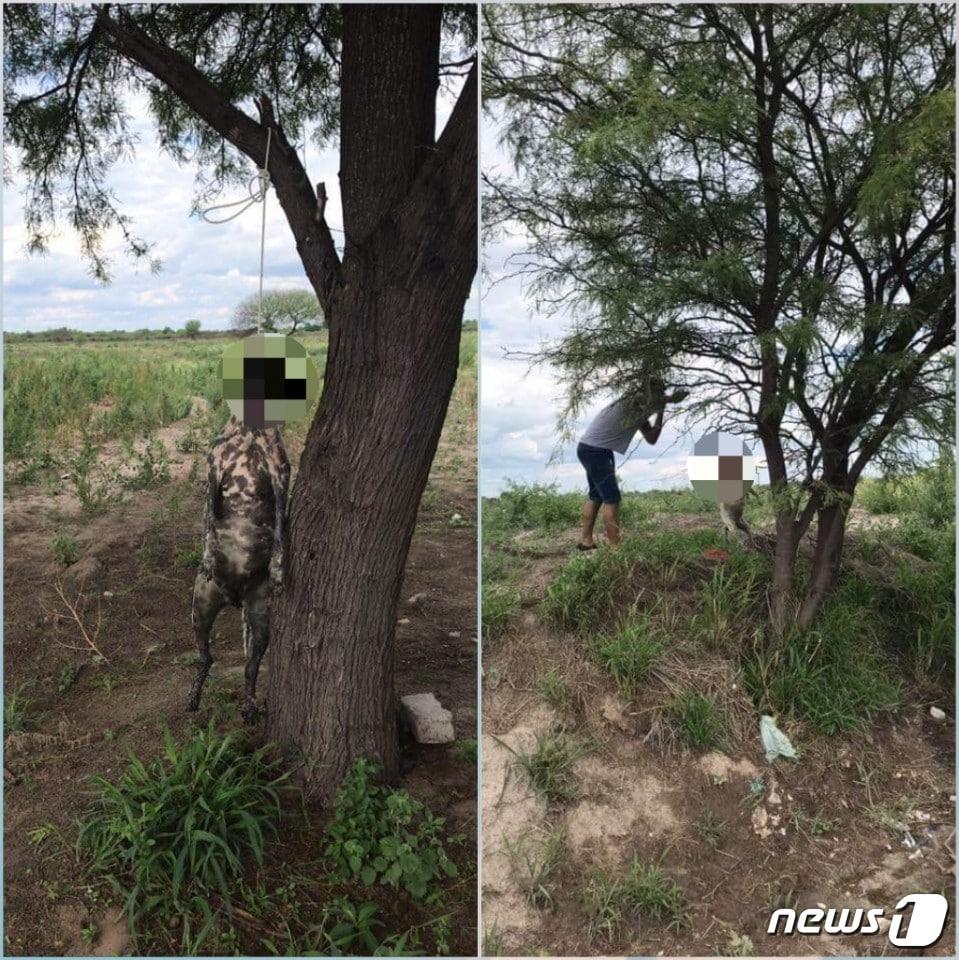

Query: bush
77,724,288,941
50,532,80,566
325,759,459,901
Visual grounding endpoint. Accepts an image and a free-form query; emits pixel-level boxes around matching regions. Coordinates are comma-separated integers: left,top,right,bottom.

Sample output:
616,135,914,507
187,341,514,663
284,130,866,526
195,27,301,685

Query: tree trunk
768,510,799,639
796,501,848,631
265,7,477,800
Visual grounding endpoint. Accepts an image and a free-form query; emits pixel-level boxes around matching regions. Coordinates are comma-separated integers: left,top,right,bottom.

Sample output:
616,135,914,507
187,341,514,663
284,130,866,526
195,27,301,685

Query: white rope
200,128,273,329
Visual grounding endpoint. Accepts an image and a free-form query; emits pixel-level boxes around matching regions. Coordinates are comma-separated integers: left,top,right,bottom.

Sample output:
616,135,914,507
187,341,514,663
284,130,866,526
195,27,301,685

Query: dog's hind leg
186,572,227,712
241,581,271,725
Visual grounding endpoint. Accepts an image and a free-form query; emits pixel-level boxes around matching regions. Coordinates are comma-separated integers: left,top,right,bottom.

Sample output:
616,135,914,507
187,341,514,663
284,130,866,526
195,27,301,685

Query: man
576,378,688,549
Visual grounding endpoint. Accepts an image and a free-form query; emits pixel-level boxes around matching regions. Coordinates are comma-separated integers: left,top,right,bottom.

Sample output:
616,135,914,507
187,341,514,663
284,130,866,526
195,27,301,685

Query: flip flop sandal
576,543,597,552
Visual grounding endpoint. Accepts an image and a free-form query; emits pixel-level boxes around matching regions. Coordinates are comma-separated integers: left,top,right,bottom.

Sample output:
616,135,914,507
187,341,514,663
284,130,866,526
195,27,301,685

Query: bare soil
4,408,477,956
482,518,954,957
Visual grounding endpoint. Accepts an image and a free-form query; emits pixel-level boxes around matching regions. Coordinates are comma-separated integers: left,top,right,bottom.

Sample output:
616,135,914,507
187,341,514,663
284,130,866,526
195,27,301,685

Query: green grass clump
591,614,663,699
324,758,459,901
692,563,762,650
50,532,80,566
582,857,689,942
742,592,902,734
77,723,288,943
482,582,521,642
669,692,724,750
536,667,571,710
512,729,589,803
4,681,36,733
541,547,632,635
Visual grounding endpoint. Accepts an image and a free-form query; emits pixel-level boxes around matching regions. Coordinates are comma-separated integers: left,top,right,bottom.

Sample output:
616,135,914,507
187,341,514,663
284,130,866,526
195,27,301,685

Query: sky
479,108,747,499
3,87,478,334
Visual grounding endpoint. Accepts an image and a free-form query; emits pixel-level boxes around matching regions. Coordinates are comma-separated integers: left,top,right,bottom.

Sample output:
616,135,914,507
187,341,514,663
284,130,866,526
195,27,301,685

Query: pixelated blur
687,431,756,504
221,333,320,429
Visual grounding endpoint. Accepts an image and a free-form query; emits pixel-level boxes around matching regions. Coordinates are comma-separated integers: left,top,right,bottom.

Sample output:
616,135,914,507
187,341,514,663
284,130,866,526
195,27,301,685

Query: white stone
401,693,454,744
930,706,947,721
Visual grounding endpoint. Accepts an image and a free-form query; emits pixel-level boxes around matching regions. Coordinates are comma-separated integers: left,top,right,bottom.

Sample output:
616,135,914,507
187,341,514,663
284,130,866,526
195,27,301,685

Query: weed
76,723,288,942
122,437,171,489
511,729,589,803
669,692,724,750
324,758,460,901
692,564,761,650
482,582,521,642
5,681,36,732
536,667,571,710
175,543,204,570
455,738,477,764
50,533,80,566
504,826,567,909
591,613,663,699
694,809,724,847
483,924,505,957
582,857,688,942
57,664,81,694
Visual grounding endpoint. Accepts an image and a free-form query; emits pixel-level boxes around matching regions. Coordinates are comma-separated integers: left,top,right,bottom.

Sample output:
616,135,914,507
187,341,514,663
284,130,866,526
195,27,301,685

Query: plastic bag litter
760,715,799,763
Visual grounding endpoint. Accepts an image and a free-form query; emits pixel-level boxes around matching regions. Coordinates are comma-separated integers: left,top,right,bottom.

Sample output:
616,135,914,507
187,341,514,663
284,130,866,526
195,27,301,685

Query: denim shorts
576,442,621,504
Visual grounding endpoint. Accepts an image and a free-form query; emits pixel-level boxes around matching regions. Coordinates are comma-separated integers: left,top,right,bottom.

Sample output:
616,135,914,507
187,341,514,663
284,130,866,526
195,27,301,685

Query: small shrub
123,437,171,489
175,544,205,570
51,533,80,566
455,738,477,764
669,692,724,750
591,614,663,699
57,664,81,694
77,724,288,940
324,758,460,901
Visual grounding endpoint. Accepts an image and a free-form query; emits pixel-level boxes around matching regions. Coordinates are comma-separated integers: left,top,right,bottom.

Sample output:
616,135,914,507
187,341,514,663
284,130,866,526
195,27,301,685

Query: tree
6,3,477,797
183,319,201,338
232,288,324,334
484,3,954,635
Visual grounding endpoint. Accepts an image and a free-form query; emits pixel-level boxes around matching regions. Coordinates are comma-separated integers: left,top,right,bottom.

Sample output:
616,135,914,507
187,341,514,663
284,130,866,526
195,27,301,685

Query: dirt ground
482,520,955,958
3,403,477,956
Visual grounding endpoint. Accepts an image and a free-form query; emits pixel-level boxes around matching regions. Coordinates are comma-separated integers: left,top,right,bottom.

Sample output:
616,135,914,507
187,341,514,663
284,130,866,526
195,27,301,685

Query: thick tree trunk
768,511,799,639
265,7,477,799
796,502,847,631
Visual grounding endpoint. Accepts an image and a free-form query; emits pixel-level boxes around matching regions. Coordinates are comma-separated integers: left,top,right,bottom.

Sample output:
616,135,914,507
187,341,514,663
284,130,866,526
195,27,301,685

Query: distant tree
231,288,323,334
183,319,202,338
485,3,955,636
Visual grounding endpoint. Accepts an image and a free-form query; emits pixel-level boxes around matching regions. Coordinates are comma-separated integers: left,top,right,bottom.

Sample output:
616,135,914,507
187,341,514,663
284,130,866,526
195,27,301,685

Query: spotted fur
186,416,290,723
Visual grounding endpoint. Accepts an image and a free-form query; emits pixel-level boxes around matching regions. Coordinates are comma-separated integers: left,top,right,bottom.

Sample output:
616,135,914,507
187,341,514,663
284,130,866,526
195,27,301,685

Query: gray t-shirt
580,397,654,454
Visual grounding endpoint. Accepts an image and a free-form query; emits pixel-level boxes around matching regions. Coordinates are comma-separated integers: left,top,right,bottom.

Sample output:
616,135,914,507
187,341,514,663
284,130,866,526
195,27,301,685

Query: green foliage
669,693,724,750
76,724,288,941
57,664,81,694
183,320,202,338
591,613,663,699
50,532,80,566
536,667,571,710
742,583,902,734
233,288,324,333
482,582,521,642
582,857,688,942
324,759,459,901
4,681,36,733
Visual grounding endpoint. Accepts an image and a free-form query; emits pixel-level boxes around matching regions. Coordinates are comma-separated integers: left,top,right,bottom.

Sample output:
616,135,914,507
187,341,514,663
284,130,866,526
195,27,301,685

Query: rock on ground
400,692,454,744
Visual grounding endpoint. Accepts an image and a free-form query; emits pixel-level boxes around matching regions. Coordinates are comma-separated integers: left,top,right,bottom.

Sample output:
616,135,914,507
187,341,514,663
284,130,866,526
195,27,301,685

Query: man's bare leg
602,502,621,546
579,499,601,548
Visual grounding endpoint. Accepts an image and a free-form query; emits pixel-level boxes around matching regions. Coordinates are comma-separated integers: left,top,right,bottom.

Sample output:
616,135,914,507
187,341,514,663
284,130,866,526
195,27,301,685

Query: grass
50,533,80,566
76,723,289,948
582,857,689,943
482,582,521,642
4,681,36,733
536,667,571,710
669,692,725,750
511,729,590,803
694,808,725,847
504,826,567,909
591,612,664,699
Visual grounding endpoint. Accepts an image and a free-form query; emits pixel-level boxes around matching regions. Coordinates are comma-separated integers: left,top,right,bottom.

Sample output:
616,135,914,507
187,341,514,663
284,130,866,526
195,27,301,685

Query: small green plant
77,723,288,941
536,667,571,710
81,923,98,945
4,681,36,733
57,664,81,694
582,857,688,942
591,613,663,699
66,435,114,514
50,533,80,566
175,544,205,570
694,809,724,847
324,758,460,901
123,437,171,489
454,738,477,765
718,928,754,956
505,826,567,909
669,692,724,750
512,729,589,803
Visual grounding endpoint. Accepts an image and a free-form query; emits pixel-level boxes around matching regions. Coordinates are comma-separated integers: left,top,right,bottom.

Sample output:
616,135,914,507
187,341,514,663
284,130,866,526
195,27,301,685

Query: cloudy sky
3,87,477,334
479,107,704,499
